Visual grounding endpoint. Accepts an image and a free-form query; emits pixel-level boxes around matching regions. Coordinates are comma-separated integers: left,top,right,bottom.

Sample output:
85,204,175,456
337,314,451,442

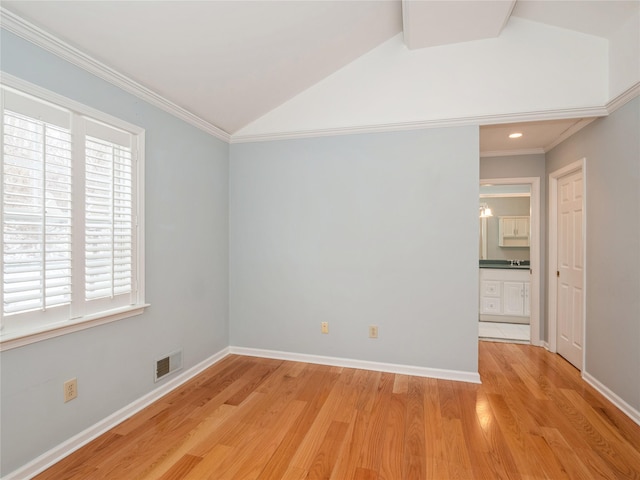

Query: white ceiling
479,118,595,156
1,1,637,152
512,0,639,38
402,0,516,49
2,1,402,134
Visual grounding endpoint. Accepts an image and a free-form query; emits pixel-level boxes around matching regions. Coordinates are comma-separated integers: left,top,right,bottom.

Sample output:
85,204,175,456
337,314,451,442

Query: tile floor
479,321,530,343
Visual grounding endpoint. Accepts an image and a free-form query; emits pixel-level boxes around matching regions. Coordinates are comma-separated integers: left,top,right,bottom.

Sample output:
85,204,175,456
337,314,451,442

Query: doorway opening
478,177,541,346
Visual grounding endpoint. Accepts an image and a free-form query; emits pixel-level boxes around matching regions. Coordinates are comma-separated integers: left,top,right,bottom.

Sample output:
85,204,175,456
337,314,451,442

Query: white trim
606,81,640,114
0,73,143,136
583,371,640,427
0,304,150,351
231,106,608,144
544,118,597,153
480,217,488,260
547,158,586,365
0,8,230,143
228,346,482,384
479,192,530,198
1,347,231,480
479,177,541,348
480,148,545,158
0,75,148,350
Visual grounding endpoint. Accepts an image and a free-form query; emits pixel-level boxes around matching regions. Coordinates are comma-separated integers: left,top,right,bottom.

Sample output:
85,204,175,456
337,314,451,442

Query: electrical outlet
64,378,77,402
369,325,378,338
321,322,329,334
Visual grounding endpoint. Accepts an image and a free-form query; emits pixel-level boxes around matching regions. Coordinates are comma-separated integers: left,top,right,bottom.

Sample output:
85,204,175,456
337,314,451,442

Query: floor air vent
155,350,182,382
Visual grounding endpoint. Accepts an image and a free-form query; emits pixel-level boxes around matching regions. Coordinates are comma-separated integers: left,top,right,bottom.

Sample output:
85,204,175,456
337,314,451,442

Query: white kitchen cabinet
479,268,530,320
499,216,530,247
480,280,501,314
503,281,526,316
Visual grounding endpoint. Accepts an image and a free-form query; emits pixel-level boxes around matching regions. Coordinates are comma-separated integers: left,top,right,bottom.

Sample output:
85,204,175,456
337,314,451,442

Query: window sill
0,304,150,351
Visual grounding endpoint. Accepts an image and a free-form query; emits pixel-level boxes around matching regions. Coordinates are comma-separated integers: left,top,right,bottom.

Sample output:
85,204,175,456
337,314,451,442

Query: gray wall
229,128,480,373
0,30,230,475
483,196,531,261
546,97,640,412
480,154,546,338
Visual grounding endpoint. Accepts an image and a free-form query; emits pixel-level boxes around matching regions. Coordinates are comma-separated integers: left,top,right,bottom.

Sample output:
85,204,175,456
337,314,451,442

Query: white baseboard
2,347,231,480
582,371,640,427
228,346,481,384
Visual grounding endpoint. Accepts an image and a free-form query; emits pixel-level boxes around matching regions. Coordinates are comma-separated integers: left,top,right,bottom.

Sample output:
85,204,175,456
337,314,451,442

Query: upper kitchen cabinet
499,216,530,247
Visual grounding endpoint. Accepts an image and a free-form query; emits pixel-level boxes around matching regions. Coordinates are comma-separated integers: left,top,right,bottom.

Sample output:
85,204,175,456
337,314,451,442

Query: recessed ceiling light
509,132,523,139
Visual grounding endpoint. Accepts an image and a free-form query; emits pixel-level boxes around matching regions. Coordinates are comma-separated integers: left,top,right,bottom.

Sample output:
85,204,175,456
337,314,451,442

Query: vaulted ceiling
1,1,638,152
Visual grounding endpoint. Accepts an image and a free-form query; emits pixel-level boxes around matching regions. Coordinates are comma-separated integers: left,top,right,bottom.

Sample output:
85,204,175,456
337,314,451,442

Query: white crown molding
543,117,598,153
606,81,640,114
542,83,638,153
230,106,608,144
583,371,640,427
480,148,545,158
228,346,482,384
479,192,530,198
1,347,231,480
0,8,231,143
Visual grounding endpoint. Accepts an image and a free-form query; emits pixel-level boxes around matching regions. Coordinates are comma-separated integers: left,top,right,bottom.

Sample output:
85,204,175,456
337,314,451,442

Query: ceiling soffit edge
480,148,545,158
0,8,231,142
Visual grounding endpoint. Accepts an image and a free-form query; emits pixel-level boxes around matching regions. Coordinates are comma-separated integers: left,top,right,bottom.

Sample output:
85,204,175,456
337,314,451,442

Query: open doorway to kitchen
479,178,540,345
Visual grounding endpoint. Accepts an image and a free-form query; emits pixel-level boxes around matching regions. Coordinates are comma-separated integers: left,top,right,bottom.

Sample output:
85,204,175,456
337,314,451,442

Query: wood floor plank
136,403,236,479
328,406,369,479
33,431,122,480
34,343,640,480
255,366,339,480
379,390,406,480
180,444,232,480
402,376,426,480
305,420,349,479
423,377,449,479
227,400,307,480
284,370,358,475
155,454,202,480
457,385,516,480
356,372,394,474
541,426,610,480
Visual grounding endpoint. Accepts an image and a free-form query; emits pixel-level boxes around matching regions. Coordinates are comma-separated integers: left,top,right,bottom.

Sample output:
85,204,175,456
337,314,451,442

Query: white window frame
0,73,147,351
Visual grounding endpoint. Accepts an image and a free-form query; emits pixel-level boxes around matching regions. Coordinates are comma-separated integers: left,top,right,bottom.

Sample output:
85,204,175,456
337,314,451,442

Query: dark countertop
480,260,530,270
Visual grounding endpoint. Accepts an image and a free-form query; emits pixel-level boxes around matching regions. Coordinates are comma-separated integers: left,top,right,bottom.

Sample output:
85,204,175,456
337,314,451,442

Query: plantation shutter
84,119,134,306
2,90,73,317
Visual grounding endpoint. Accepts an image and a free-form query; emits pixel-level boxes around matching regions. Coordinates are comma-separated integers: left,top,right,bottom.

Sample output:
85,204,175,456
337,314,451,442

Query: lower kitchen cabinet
479,268,530,319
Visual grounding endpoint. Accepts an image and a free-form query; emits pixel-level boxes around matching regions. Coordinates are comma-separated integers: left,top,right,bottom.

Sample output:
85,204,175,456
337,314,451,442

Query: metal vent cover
155,350,182,382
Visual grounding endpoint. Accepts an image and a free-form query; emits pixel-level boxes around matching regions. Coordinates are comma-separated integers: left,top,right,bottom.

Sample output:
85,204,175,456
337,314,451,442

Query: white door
557,169,584,369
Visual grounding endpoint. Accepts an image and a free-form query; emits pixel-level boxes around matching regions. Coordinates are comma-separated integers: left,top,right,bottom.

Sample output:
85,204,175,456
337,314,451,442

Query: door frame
548,158,586,368
480,177,540,346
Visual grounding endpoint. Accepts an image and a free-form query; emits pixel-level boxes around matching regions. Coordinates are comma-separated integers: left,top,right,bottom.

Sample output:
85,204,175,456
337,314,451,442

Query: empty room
1,1,639,479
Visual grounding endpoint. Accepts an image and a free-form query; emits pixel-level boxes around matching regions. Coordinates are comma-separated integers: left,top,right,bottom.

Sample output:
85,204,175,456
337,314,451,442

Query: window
1,79,145,348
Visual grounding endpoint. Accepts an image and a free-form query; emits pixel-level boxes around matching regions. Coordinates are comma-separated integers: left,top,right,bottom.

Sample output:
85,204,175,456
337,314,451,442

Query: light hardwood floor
35,342,640,479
